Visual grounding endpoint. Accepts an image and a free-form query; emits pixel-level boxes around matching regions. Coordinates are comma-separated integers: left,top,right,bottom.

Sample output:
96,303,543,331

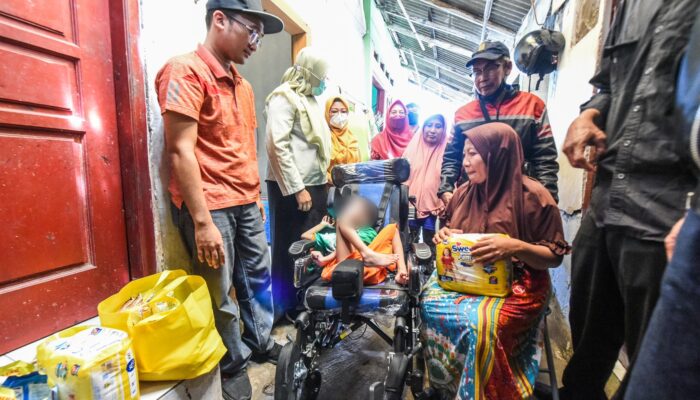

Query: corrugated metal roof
376,0,531,100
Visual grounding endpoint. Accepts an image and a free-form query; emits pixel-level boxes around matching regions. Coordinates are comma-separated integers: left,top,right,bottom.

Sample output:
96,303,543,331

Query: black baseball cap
466,41,511,67
206,0,284,34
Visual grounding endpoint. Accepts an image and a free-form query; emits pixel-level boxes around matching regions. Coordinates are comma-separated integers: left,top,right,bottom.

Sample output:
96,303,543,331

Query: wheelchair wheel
393,317,409,354
383,353,410,400
274,342,321,400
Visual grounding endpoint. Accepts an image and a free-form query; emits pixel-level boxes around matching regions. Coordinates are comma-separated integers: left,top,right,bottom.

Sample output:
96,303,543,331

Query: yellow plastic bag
0,360,35,377
0,387,15,400
36,326,139,400
98,270,226,381
435,234,513,297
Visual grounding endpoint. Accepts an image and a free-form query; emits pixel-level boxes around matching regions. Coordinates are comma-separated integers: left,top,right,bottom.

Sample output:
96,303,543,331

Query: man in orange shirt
155,1,283,399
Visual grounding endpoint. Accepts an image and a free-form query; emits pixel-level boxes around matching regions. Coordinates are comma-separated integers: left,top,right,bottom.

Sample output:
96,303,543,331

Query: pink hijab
404,114,448,219
371,100,413,159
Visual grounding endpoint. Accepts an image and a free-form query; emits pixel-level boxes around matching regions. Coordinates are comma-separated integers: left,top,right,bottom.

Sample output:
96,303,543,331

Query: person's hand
665,217,686,262
295,189,312,212
433,227,463,245
258,202,266,223
321,215,335,227
563,109,607,172
311,250,323,264
195,221,225,268
470,236,523,265
440,192,454,207
395,267,409,286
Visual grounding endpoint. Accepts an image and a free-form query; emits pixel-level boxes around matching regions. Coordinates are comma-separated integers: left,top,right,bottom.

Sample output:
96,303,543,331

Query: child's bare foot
361,250,399,267
311,251,330,267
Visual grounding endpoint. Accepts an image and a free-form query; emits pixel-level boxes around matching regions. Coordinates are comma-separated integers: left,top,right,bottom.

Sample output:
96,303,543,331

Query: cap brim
466,52,505,68
240,10,285,34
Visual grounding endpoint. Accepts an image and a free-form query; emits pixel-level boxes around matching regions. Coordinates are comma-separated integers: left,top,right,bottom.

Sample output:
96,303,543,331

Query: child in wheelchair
301,195,409,286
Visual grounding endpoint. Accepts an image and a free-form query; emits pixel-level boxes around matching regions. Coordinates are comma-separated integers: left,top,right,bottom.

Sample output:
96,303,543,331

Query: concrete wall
512,0,610,357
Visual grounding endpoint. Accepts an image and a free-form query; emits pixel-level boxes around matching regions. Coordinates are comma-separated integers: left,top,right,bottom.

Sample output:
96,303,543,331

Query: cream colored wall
514,0,608,213
141,0,208,270
285,0,373,106
512,0,611,361
545,0,607,213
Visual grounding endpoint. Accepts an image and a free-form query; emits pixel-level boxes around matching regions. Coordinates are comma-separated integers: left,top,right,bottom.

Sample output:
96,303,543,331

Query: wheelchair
274,159,434,400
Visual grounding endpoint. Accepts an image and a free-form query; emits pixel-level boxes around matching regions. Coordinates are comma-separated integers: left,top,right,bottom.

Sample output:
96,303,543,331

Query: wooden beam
403,61,472,90
480,0,494,41
387,24,472,58
410,51,471,81
409,50,421,87
412,0,514,37
397,0,426,51
291,33,307,63
427,7,439,75
262,0,310,62
385,11,480,43
262,0,309,35
405,68,471,101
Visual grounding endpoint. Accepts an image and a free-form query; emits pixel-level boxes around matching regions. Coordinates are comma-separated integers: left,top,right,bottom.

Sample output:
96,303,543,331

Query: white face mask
330,112,349,129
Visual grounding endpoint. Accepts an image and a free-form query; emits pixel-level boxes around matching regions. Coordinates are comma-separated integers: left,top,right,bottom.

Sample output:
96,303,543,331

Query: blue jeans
172,202,274,374
625,210,700,399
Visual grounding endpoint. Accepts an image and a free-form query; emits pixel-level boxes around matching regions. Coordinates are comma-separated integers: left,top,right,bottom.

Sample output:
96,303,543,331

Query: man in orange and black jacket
438,41,559,203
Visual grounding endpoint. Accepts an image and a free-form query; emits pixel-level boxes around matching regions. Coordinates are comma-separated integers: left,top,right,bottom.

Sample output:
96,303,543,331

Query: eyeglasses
470,62,502,77
297,65,328,83
228,15,263,47
308,68,328,83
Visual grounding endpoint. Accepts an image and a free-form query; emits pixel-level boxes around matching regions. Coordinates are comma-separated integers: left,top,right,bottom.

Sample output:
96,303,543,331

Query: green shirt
314,226,377,255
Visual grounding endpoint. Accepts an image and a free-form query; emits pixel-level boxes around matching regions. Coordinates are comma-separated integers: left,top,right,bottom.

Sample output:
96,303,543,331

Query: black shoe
222,368,252,400
251,342,283,365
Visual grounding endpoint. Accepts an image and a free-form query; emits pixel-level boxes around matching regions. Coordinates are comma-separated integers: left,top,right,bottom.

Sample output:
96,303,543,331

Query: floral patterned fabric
420,266,550,399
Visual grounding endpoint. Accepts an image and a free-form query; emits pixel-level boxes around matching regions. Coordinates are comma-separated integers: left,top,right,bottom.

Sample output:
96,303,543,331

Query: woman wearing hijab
421,123,570,399
265,47,331,322
325,96,360,181
404,114,448,247
370,100,413,159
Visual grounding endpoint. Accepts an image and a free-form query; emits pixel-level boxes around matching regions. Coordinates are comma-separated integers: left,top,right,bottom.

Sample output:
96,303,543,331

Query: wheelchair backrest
330,159,410,233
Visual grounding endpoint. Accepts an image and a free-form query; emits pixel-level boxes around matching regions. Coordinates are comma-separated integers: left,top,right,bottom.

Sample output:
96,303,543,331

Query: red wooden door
0,0,130,353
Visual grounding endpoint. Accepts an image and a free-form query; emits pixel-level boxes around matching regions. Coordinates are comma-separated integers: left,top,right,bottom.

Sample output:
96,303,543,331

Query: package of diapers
37,326,139,400
435,233,513,297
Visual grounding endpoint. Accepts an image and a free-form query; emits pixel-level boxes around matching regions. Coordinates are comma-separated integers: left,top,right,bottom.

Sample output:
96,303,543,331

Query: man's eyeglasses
469,62,502,77
227,15,263,47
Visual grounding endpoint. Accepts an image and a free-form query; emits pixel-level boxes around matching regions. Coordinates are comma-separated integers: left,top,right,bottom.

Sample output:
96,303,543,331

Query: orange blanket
321,223,398,285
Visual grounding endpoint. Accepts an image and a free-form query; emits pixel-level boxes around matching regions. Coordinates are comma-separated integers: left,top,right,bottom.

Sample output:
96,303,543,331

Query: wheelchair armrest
408,243,433,296
288,239,315,258
411,243,432,265
331,259,364,301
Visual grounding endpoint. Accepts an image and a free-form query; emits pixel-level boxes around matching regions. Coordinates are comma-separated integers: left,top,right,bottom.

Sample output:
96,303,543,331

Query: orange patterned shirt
156,44,259,210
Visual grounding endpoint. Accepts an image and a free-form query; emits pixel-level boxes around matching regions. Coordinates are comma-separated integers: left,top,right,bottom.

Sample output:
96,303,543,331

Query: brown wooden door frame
108,0,156,279
262,0,311,61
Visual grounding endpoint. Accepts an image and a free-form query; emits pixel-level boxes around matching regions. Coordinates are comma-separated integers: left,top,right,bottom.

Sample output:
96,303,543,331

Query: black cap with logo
206,0,284,34
466,41,511,68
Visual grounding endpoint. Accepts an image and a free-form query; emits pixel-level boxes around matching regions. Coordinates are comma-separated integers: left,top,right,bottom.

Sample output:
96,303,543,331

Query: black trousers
267,181,327,323
561,213,667,400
